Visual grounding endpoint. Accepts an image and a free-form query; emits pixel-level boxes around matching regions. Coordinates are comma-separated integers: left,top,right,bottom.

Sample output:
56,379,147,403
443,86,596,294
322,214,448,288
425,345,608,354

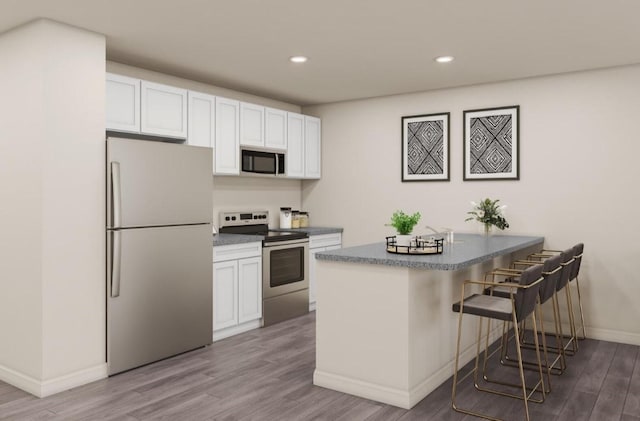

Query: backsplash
213,176,302,229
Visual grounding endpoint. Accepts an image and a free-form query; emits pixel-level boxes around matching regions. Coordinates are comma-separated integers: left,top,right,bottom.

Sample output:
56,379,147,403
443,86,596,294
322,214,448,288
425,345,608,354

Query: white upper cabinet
188,91,215,148
141,81,188,138
265,107,287,150
287,112,305,178
106,73,320,179
304,116,321,179
106,73,140,133
215,97,240,175
239,102,264,147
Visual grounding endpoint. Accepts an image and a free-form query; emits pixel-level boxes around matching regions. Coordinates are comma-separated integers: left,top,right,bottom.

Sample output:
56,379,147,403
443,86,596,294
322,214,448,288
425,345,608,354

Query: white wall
0,19,106,396
0,19,45,382
106,62,303,225
302,64,640,344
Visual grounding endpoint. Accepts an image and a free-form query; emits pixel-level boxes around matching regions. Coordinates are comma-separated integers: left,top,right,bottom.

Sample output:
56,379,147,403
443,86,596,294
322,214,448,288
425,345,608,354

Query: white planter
395,234,413,246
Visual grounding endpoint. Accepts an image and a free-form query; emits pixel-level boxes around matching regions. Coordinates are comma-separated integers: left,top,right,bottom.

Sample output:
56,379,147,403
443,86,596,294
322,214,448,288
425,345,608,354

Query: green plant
465,198,509,230
389,210,421,235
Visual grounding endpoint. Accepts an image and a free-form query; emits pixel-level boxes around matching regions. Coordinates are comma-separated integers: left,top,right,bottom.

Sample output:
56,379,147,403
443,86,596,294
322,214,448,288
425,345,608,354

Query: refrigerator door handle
111,230,122,298
111,161,122,228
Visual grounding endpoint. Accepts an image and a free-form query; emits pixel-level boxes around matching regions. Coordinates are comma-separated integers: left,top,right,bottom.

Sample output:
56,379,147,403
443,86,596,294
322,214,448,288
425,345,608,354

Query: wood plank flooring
0,312,638,420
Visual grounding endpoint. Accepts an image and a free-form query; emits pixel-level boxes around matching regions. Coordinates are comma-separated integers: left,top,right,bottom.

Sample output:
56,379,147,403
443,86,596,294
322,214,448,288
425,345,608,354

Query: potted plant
465,198,509,235
389,210,421,246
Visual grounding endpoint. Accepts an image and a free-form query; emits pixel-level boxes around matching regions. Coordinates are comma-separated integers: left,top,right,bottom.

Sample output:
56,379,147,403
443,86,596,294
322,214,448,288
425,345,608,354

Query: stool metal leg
550,292,567,372
574,277,587,340
565,286,579,354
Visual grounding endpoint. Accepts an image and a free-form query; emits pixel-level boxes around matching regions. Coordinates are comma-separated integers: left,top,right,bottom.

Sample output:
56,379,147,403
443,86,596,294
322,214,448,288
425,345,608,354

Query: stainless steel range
218,210,309,326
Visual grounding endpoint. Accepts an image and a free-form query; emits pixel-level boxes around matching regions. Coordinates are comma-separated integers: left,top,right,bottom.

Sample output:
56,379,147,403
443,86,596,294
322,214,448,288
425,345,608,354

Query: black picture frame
463,105,519,181
401,112,450,182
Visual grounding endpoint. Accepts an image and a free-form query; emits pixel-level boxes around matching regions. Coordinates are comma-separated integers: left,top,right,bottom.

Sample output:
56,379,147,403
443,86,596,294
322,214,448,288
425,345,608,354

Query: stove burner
218,211,308,244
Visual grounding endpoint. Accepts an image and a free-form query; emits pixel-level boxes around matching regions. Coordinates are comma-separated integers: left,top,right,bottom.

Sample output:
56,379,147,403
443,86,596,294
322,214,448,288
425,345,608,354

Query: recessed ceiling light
289,56,308,63
435,56,454,63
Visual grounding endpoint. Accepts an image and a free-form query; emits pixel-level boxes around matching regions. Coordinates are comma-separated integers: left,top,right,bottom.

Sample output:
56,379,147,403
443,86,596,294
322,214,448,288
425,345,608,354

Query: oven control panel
219,210,269,227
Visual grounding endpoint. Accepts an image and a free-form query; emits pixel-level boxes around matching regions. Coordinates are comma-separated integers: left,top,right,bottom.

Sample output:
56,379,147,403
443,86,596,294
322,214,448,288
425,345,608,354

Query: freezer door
107,224,212,375
107,137,213,228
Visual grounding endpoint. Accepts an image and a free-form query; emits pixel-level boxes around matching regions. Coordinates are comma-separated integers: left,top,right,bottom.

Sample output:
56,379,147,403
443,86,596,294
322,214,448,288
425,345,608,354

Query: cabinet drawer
213,242,262,262
309,233,342,248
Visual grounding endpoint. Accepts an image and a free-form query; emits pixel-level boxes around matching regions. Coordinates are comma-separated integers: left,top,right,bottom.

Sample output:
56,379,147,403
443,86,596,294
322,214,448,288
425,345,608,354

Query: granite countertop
213,226,342,246
271,227,343,235
213,233,264,247
315,233,544,271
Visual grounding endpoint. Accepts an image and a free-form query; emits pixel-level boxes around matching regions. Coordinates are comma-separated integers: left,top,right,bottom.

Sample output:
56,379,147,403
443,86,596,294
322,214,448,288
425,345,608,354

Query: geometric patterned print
469,114,512,174
407,120,444,175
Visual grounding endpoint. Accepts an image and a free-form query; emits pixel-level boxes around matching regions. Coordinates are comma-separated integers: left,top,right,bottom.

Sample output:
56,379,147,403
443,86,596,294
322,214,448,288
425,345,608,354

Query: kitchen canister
299,212,309,228
291,210,301,228
280,207,292,229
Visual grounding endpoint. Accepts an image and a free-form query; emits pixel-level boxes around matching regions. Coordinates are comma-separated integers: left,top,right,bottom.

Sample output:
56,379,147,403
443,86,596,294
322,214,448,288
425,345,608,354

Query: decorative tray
386,236,444,255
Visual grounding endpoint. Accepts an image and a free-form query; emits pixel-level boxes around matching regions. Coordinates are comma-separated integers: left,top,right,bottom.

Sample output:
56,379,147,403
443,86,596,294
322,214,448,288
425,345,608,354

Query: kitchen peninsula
313,233,544,409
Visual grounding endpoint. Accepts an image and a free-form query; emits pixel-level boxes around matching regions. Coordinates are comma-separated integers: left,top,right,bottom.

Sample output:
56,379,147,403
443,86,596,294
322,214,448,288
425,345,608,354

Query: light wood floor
1,312,639,420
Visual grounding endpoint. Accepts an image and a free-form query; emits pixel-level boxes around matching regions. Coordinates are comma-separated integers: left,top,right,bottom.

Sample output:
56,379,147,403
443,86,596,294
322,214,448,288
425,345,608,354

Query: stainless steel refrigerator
106,137,213,375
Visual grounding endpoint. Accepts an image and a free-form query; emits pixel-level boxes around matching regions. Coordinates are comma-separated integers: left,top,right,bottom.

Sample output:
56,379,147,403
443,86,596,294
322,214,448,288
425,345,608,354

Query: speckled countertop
213,233,264,247
271,227,343,235
213,227,343,247
315,233,543,270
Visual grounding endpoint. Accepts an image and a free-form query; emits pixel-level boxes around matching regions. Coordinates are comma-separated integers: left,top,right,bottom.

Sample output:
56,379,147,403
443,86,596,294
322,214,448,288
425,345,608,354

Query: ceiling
2,0,640,106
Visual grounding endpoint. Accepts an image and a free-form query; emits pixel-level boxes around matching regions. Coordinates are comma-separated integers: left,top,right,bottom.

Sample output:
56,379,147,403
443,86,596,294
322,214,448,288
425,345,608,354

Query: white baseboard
548,322,640,346
309,302,316,312
212,319,262,342
314,370,413,409
0,363,107,398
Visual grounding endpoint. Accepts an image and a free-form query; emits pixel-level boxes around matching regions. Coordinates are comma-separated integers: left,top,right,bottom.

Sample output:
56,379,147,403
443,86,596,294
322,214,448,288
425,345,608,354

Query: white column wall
0,19,106,396
0,19,46,381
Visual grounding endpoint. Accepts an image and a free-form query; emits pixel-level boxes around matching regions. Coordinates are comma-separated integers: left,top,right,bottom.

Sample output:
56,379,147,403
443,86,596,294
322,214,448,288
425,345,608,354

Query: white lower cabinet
309,233,342,310
212,260,238,330
213,242,262,341
238,256,262,323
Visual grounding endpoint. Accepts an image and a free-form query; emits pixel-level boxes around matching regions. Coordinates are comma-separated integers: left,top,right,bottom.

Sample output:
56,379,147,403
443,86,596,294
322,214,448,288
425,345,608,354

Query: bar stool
569,244,586,340
451,264,545,421
528,246,580,355
485,253,565,387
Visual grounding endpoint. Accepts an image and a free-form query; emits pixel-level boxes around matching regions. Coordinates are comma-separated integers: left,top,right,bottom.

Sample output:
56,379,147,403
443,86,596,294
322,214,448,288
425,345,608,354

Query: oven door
263,238,309,299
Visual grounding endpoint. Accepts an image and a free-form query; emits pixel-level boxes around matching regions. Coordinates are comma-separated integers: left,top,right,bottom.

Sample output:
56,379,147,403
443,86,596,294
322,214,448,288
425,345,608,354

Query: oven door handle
262,239,309,249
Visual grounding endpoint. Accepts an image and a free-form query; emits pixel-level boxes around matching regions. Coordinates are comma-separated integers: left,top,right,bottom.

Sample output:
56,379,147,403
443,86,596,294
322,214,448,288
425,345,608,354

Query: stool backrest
515,264,544,321
540,254,563,303
556,248,575,291
570,243,584,281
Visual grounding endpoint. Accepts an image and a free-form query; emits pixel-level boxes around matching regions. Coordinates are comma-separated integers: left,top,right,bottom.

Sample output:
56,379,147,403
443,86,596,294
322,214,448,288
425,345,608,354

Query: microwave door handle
275,153,279,176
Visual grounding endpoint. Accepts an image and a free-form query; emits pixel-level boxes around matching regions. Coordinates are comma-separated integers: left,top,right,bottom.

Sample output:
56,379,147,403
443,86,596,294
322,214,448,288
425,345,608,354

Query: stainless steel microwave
241,149,285,175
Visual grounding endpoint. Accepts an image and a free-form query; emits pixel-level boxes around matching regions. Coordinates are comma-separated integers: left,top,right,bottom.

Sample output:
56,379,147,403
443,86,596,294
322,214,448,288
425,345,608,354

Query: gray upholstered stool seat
452,293,514,321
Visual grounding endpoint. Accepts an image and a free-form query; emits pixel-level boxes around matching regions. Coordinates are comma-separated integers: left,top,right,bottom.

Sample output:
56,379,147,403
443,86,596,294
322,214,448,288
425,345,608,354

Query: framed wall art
463,105,519,180
401,112,450,181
